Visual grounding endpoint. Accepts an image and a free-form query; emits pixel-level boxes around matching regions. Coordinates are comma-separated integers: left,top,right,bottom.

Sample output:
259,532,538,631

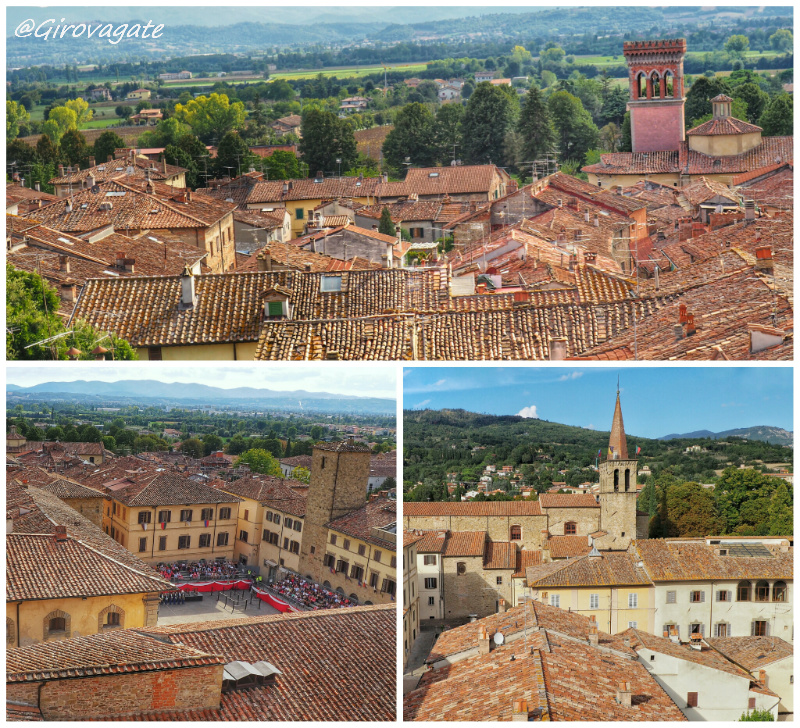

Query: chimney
89,156,96,167
180,266,196,308
395,225,402,244
59,255,70,273
549,337,567,361
754,245,774,271
678,217,692,242
685,314,696,336
540,529,549,548
744,199,755,221
678,303,688,323
615,682,632,708
498,599,507,614
54,525,68,542
616,185,624,196
75,164,80,173
186,190,192,202
511,700,528,722
282,181,289,194
477,626,491,655
107,155,113,163
758,669,767,687
469,614,478,623
384,243,394,269
568,197,578,211
65,200,72,213
673,324,683,341
623,636,631,649
669,627,680,643
58,164,65,176
60,280,78,303
588,625,599,646
593,214,599,227
557,198,563,208
476,282,487,295
584,208,590,223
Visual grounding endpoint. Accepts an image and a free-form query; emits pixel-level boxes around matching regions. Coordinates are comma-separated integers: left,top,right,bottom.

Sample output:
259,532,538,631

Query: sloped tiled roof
547,535,593,559
105,471,242,507
379,165,507,199
539,493,599,509
6,630,221,682
441,530,486,557
134,605,396,721
513,548,543,577
635,539,793,581
325,496,396,548
50,156,186,186
705,636,793,670
483,540,516,569
219,476,306,515
7,532,172,601
412,530,448,554
687,117,762,136
404,501,543,517
526,552,651,588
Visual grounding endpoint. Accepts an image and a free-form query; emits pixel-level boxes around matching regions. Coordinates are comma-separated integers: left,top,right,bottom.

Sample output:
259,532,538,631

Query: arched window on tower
624,469,630,492
663,70,674,97
651,72,661,98
613,469,619,491
636,72,646,99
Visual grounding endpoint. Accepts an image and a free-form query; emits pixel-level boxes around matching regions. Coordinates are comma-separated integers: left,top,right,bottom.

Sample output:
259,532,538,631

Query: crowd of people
158,560,242,581
265,574,356,610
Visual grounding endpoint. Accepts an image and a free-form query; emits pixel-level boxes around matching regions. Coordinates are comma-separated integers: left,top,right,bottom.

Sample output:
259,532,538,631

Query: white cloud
435,379,447,386
414,399,431,409
588,423,595,430
517,405,539,418
558,371,584,382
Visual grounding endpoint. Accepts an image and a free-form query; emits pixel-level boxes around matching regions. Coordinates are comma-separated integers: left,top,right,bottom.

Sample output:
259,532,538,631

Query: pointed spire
609,391,628,460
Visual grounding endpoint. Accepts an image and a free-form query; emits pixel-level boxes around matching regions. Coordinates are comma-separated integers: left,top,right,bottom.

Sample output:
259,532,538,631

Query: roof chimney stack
498,598,507,614
180,265,196,308
59,255,70,273
593,214,599,227
60,281,78,303
477,626,491,655
549,337,567,361
54,525,68,542
615,682,632,707
512,700,529,722
588,625,599,646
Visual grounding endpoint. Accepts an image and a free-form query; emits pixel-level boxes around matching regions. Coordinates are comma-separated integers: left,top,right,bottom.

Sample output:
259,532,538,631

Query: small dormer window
320,275,342,293
266,301,284,318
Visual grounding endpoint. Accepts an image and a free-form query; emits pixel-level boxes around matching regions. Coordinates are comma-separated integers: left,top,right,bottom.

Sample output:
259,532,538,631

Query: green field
571,49,781,67
78,118,125,130
270,61,431,82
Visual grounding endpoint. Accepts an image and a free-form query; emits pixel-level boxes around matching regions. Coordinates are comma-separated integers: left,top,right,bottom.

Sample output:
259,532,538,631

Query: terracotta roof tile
404,501,543,517
219,476,306,516
513,548,543,577
442,531,486,557
325,496,396,548
483,540,516,569
547,535,593,559
527,552,651,588
705,636,793,670
411,530,448,554
539,493,599,509
687,117,762,136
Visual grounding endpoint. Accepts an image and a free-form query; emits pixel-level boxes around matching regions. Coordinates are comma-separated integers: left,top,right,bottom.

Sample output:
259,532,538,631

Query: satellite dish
493,631,505,646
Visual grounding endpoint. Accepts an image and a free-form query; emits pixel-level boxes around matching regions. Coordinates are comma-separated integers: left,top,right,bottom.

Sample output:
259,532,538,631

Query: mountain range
7,380,394,415
659,426,793,446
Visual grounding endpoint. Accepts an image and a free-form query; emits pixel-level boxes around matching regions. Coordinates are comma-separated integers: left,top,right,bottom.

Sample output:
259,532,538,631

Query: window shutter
765,622,770,636
700,591,705,603
687,692,698,708
751,621,756,636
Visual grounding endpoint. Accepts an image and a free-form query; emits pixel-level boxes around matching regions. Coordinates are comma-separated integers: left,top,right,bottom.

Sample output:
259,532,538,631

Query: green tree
432,103,465,165
163,144,201,188
724,34,750,59
667,481,724,537
173,93,246,143
310,425,324,441
517,85,556,169
381,102,435,170
42,106,77,144
685,77,731,126
769,29,793,52
202,433,224,456
461,83,516,165
548,91,600,163
378,207,395,236
181,437,205,459
215,131,252,178
64,98,93,126
226,433,249,456
6,100,31,143
291,466,311,484
262,150,301,180
758,94,793,136
732,83,770,124
768,482,793,535
299,109,357,176
59,128,89,166
93,131,125,164
739,708,775,721
102,435,117,452
236,448,282,477
6,264,65,360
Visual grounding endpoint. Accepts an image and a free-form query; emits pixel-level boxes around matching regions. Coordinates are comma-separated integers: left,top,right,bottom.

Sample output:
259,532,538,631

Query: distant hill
659,426,793,446
7,380,394,415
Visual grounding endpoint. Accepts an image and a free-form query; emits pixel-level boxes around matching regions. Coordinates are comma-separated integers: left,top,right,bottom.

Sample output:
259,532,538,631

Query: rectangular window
374,550,381,562
752,620,769,637
217,532,229,546
714,623,729,637
628,621,638,629
748,698,756,710
358,544,366,556
351,565,364,581
138,511,151,524
148,346,163,361
320,275,342,293
666,590,676,604
244,509,250,521
717,590,730,602
159,536,167,551
690,591,705,603
158,510,171,524
323,554,335,568
290,540,299,554
263,529,271,541
550,594,560,608
381,579,397,597
428,596,435,606
285,517,292,528
423,554,437,565
239,530,249,543
199,534,211,548
283,537,289,549
274,514,281,526
330,534,337,545
219,507,231,520
496,576,503,585
690,623,704,637
267,512,273,522
178,535,190,549
293,521,302,532
138,537,147,552
270,532,278,545
295,207,304,220
201,508,213,521
738,582,751,601
390,556,397,568
628,593,638,608
590,593,599,609
424,578,437,589
370,572,379,588
343,539,351,551
267,301,283,318
180,509,192,522
336,560,348,574
687,692,698,708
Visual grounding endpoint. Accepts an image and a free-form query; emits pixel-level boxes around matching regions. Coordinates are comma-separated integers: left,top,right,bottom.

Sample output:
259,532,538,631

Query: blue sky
403,367,793,438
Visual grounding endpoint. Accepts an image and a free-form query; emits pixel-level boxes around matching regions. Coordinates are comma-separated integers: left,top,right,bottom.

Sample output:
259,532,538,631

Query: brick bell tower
623,38,687,153
596,387,638,551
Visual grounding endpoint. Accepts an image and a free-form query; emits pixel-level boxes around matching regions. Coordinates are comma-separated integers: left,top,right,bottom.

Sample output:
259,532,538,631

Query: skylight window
57,237,73,245
429,172,439,178
320,275,342,293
